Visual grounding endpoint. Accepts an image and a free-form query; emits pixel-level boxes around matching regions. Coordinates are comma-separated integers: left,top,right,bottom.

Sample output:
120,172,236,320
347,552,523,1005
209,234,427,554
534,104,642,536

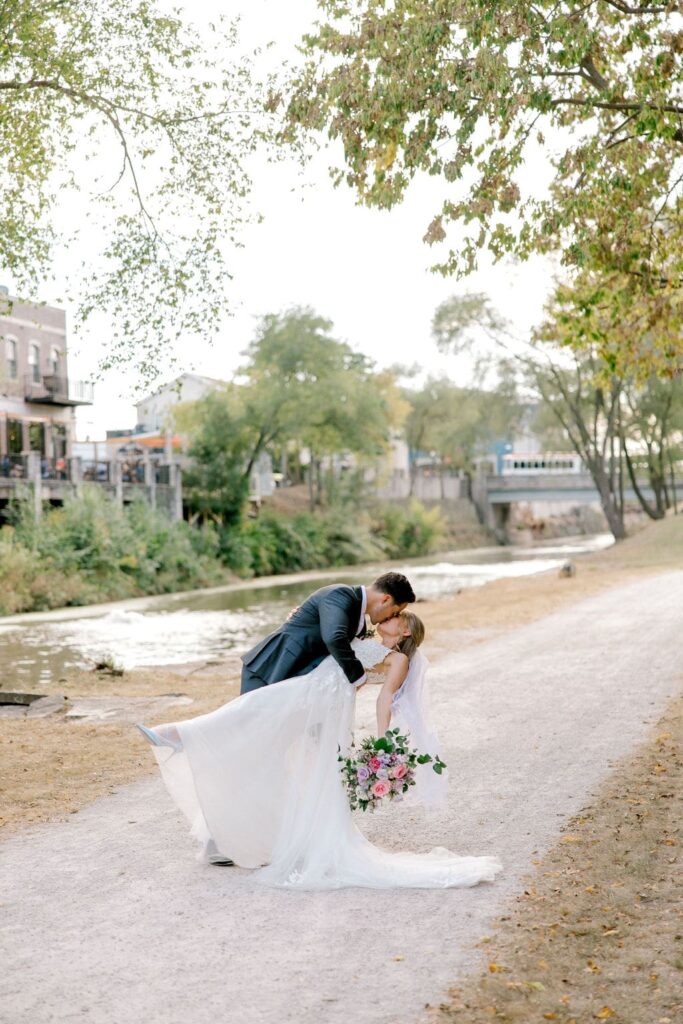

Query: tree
404,373,522,490
177,388,253,529
178,308,406,521
433,291,629,538
0,1,270,377
527,351,628,539
238,308,405,508
286,0,683,377
434,288,683,537
620,375,683,518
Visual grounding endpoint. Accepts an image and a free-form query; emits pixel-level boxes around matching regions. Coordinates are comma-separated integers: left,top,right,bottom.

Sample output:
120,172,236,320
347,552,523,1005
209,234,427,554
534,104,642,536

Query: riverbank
1,514,682,833
0,489,451,615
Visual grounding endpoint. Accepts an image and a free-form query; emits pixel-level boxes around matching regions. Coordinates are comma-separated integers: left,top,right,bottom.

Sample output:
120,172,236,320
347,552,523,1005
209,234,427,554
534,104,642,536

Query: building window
50,347,61,376
29,422,45,454
7,419,23,454
29,343,40,383
52,423,67,460
5,338,17,379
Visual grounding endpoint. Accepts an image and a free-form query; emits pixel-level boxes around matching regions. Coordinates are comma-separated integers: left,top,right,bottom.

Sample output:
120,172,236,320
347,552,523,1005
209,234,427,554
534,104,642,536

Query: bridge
472,471,680,541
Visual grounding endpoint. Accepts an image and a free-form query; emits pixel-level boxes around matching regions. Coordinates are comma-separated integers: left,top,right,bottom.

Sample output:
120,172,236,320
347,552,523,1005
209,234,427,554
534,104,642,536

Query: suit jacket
241,584,366,686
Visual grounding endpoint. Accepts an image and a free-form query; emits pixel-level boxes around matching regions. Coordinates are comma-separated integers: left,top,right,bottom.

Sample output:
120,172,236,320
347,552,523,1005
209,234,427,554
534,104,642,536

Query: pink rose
368,757,382,772
392,764,408,780
372,780,390,798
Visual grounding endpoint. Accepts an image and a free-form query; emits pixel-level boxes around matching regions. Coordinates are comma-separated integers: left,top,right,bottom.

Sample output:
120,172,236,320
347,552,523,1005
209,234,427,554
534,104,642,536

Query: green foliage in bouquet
339,728,446,812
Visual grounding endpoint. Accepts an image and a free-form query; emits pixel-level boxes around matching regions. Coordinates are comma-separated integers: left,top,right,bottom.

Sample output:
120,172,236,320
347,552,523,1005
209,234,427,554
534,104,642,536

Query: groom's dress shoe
135,723,182,753
208,853,235,867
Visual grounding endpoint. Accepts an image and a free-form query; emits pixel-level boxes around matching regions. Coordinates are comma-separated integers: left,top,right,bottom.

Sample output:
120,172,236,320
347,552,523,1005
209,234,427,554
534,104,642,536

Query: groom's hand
286,605,300,621
354,673,367,690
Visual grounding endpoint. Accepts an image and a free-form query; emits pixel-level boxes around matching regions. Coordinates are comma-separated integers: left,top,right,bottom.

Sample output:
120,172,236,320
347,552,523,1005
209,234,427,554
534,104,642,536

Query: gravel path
2,571,682,1024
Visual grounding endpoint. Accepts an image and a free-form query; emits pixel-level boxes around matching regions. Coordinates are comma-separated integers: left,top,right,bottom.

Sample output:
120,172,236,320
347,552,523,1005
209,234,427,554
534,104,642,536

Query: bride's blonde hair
395,611,425,661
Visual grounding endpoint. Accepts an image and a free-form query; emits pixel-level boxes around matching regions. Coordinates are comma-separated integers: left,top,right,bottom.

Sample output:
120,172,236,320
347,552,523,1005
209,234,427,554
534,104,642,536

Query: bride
137,611,501,890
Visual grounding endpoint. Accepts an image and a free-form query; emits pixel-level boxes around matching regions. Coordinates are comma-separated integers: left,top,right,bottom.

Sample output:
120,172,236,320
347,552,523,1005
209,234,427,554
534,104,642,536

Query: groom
239,572,416,696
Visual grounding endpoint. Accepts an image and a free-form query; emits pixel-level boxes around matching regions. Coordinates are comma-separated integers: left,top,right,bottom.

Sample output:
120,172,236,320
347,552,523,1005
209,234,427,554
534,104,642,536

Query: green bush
370,500,445,558
0,491,446,614
218,499,443,577
0,488,227,614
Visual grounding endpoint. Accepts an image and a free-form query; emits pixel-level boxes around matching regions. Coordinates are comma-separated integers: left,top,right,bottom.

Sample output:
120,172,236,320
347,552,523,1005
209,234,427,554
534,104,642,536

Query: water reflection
0,534,613,688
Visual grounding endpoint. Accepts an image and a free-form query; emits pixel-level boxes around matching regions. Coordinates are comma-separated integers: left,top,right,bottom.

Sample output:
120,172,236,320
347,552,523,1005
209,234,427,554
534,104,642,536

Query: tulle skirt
151,656,501,890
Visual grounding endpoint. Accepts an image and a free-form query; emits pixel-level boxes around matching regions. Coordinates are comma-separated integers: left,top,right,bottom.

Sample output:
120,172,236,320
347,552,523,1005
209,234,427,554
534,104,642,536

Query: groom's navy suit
240,584,366,695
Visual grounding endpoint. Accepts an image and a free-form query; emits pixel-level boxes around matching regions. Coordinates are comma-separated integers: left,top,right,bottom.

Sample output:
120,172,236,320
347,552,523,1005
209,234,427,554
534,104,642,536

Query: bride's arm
376,652,409,736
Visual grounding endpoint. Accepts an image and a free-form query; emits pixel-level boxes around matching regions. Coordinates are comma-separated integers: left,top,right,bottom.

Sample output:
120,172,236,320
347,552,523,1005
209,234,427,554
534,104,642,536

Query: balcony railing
24,374,94,406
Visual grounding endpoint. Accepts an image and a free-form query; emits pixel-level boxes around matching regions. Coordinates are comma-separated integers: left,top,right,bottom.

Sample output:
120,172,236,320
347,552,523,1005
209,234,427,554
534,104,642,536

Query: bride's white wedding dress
150,637,501,889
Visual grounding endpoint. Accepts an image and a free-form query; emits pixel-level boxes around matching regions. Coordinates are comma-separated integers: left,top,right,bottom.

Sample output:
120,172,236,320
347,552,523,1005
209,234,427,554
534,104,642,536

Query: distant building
135,373,224,434
0,290,92,466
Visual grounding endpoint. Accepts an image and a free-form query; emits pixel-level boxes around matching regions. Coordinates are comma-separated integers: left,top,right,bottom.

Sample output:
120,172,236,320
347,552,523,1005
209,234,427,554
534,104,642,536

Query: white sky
21,0,559,440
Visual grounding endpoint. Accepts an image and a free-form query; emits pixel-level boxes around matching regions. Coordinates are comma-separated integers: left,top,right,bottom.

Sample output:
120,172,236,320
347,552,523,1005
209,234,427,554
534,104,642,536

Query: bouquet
338,728,447,812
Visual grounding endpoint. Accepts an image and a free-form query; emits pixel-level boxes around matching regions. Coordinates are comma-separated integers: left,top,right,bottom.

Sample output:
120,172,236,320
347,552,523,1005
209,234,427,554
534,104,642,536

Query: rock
559,560,576,578
27,695,68,718
0,691,45,706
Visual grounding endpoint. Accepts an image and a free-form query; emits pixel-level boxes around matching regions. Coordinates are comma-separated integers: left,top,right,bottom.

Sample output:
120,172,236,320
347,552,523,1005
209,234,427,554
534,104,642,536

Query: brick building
0,290,92,470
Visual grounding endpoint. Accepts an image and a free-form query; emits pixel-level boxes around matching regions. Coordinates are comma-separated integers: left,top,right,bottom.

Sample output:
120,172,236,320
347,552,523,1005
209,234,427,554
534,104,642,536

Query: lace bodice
351,636,393,670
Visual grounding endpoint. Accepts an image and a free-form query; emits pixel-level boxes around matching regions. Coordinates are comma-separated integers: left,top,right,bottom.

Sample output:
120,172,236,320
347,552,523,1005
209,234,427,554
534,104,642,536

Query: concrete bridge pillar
491,503,511,544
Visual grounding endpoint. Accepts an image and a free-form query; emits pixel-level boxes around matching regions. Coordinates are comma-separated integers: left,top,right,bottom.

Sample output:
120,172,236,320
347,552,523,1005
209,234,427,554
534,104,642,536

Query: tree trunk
592,463,627,539
621,441,663,520
670,454,679,514
308,453,315,511
408,462,417,497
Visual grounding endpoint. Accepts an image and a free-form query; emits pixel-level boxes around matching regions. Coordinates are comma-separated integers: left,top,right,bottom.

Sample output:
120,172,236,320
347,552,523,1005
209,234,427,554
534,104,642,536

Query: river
0,534,613,691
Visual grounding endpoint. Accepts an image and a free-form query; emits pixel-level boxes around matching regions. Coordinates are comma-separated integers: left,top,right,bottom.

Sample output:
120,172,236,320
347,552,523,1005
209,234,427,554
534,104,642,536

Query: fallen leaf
543,1014,558,1020
488,963,509,973
393,956,404,962
594,1008,615,1020
561,835,581,842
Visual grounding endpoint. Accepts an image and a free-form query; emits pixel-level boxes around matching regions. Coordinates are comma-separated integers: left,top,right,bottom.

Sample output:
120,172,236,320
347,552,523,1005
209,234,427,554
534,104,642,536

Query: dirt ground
1,514,682,835
432,695,683,1024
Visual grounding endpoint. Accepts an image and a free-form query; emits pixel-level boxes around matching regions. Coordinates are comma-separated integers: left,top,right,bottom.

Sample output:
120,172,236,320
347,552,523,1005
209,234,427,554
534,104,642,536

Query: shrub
370,500,445,558
0,491,447,613
1,488,227,612
218,500,442,578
